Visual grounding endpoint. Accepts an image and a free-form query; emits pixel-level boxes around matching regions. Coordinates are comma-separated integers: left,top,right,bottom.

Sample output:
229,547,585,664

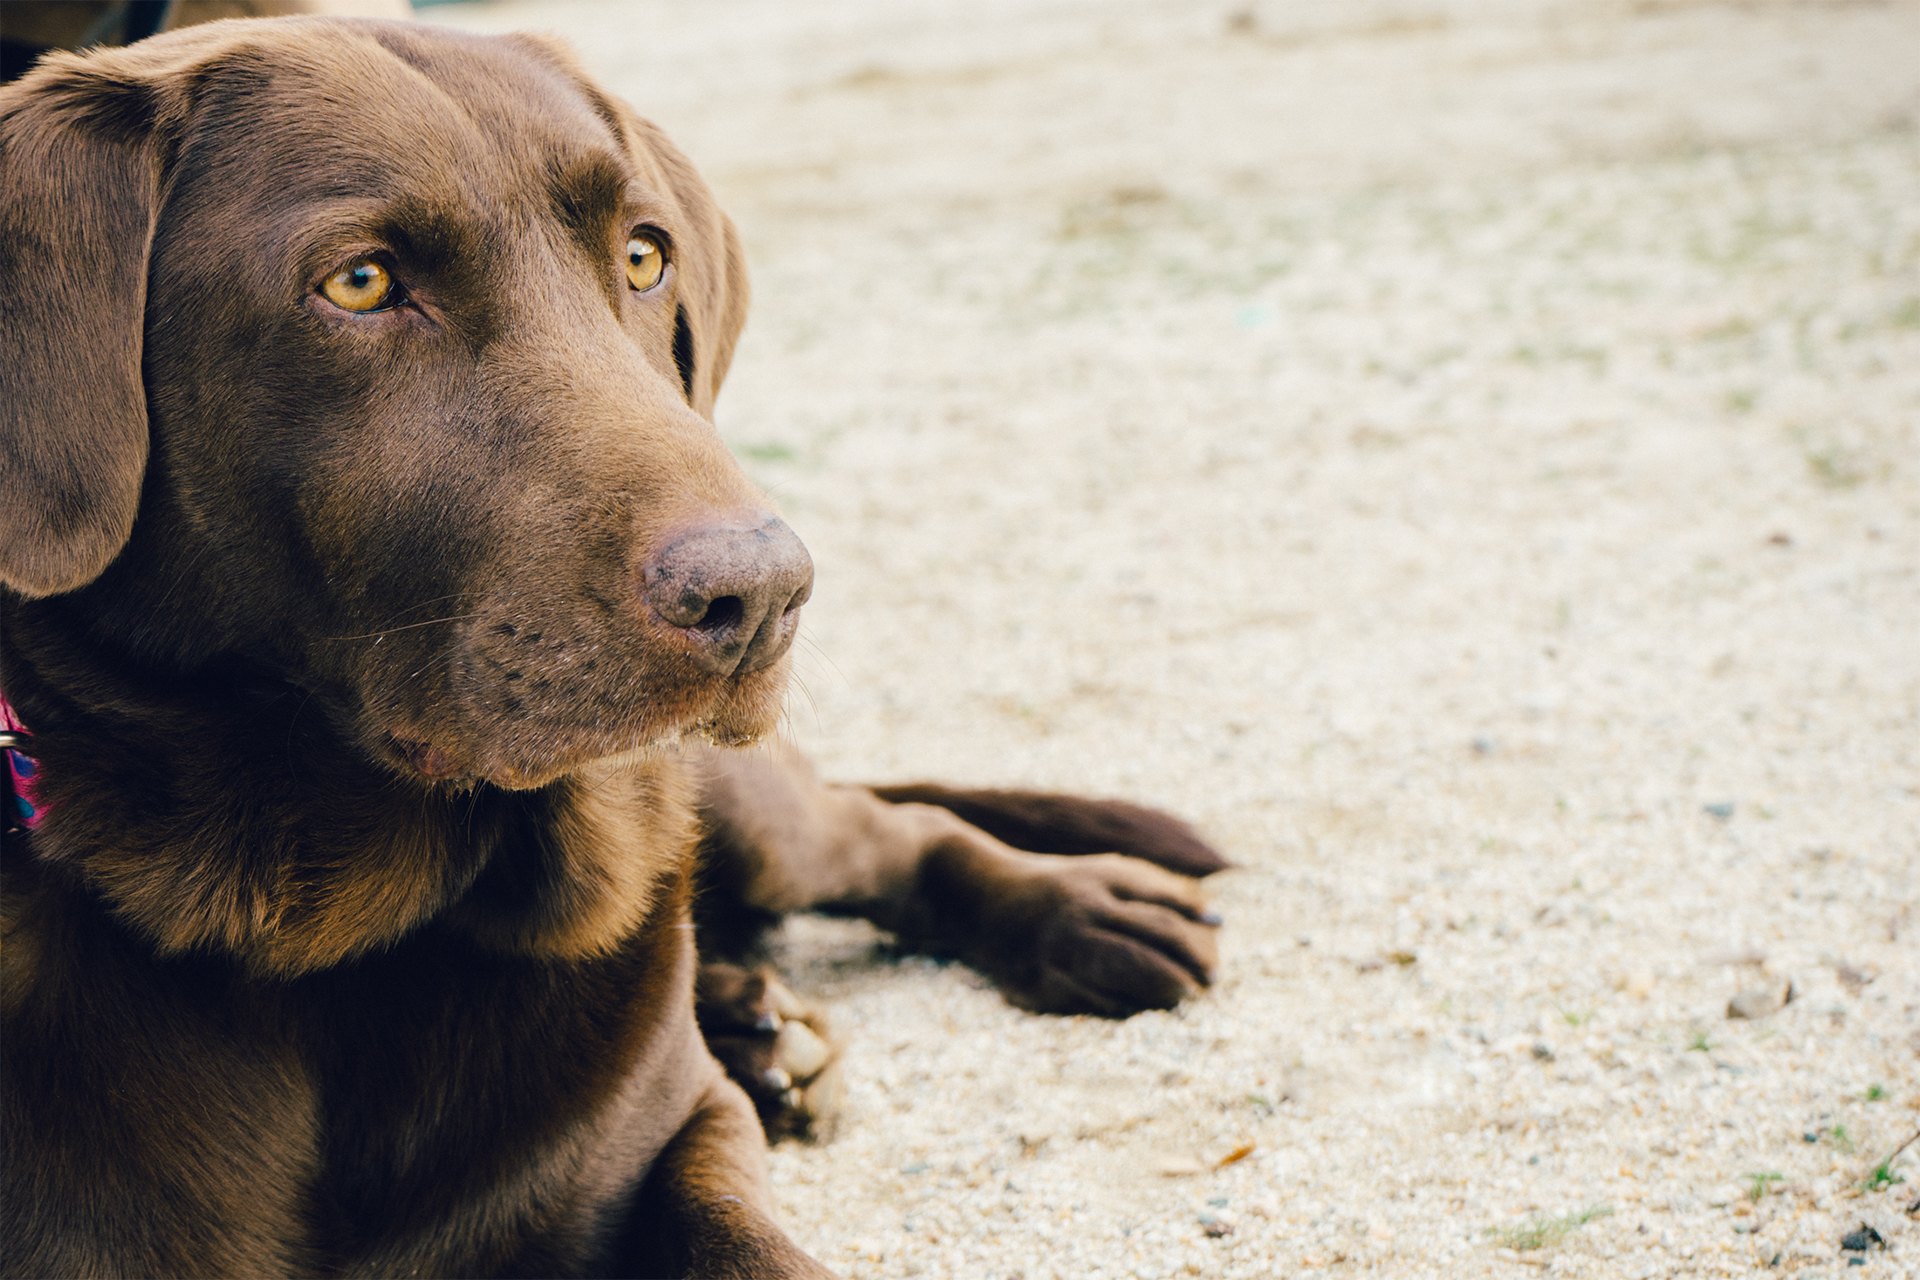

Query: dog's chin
383,725,680,792
687,656,792,749
381,657,792,791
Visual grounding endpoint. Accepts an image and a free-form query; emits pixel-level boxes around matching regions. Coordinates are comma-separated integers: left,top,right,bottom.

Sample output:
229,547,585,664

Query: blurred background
11,2,1916,1276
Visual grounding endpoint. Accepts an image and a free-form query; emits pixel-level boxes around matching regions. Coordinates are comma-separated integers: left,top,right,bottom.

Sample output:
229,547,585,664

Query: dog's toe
695,963,843,1141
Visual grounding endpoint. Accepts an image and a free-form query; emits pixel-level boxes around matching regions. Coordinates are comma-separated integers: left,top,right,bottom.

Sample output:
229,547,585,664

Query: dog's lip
383,721,685,790
374,644,790,787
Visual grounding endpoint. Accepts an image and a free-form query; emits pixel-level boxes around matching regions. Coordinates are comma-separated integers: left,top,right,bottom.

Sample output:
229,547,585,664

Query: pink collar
1,691,44,832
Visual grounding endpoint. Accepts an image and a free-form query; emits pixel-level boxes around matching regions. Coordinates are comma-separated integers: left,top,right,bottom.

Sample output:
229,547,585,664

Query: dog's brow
290,197,476,281
547,153,628,235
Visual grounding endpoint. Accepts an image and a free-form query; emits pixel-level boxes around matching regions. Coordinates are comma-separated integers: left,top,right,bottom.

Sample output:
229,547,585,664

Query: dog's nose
641,518,813,676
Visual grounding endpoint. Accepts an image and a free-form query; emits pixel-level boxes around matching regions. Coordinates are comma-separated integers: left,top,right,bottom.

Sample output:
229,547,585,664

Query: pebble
1840,1223,1885,1252
1726,979,1794,1020
1834,964,1873,994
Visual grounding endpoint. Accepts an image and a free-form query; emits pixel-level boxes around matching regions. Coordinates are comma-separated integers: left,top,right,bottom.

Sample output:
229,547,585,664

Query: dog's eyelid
627,224,674,256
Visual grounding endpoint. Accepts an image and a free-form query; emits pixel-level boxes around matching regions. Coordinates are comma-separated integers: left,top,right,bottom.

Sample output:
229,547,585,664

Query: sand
428,2,1920,1275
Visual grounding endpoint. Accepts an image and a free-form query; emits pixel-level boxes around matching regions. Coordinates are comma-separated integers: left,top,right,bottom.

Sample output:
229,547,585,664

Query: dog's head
0,18,807,791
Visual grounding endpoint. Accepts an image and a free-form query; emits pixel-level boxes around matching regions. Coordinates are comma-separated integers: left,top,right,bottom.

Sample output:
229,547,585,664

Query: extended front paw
695,963,844,1141
930,848,1221,1017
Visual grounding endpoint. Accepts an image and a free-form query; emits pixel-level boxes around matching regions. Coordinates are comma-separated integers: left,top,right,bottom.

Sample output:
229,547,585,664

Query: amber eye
625,235,664,291
321,260,396,313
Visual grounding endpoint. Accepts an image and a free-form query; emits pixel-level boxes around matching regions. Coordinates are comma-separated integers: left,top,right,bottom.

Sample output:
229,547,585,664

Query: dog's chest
6,873,703,1277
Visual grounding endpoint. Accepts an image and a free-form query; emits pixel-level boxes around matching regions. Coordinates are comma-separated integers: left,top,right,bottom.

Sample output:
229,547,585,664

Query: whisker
381,592,481,620
788,673,821,736
797,632,849,689
319,613,484,642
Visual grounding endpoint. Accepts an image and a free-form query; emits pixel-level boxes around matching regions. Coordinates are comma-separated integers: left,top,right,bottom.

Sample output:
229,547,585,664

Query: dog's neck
1,597,692,978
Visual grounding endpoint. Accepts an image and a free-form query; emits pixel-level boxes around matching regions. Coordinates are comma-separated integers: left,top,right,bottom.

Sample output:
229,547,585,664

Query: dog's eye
321,261,397,313
625,236,664,291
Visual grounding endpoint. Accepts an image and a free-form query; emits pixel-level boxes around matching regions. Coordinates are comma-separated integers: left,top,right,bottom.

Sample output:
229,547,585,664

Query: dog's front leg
621,1074,836,1278
689,744,1221,1017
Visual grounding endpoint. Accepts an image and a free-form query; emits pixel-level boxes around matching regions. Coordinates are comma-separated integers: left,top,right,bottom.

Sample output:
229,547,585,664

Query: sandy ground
428,2,1920,1275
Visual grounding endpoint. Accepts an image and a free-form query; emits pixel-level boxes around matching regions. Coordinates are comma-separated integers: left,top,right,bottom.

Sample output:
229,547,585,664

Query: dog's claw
772,1020,831,1079
696,963,843,1141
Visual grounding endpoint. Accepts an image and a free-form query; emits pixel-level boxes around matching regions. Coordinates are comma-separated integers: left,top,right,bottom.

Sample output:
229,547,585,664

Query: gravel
432,1,1920,1274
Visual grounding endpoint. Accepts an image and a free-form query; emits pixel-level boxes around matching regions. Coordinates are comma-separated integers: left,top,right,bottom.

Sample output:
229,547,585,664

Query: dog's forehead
192,23,638,210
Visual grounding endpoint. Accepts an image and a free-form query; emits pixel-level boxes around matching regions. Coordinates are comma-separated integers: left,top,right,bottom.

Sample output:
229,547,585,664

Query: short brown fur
1,18,1221,1277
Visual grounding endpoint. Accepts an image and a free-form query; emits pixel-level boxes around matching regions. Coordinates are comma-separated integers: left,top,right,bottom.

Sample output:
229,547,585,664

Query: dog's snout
642,518,813,675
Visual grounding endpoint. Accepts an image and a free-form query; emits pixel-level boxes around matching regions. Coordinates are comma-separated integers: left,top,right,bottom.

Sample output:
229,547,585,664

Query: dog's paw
695,963,843,1142
969,852,1221,1018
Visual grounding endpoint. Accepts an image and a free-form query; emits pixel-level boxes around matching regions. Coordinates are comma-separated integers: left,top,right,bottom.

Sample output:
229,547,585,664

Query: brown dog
0,17,1223,1277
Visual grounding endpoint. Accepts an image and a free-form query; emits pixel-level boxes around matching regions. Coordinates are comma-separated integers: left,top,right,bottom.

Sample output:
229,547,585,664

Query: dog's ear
0,49,180,598
610,104,752,420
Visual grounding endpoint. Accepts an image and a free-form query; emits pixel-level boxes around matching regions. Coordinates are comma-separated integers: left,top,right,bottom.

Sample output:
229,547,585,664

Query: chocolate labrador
0,17,1224,1278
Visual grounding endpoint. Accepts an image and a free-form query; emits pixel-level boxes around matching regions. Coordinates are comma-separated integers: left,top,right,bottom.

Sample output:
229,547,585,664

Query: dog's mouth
373,643,794,791
384,731,674,790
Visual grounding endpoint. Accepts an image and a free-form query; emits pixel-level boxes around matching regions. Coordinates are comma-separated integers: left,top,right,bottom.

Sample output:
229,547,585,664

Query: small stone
1531,1042,1555,1061
1387,950,1417,966
1834,964,1872,994
1704,801,1736,820
1201,1218,1233,1238
1155,1156,1206,1177
1840,1223,1884,1252
1727,979,1794,1020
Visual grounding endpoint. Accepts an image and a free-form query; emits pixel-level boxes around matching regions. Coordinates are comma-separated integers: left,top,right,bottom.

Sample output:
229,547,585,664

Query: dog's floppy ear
611,104,752,420
0,49,180,598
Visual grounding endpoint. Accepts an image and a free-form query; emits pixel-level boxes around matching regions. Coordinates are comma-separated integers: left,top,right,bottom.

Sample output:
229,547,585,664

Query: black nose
641,518,813,676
